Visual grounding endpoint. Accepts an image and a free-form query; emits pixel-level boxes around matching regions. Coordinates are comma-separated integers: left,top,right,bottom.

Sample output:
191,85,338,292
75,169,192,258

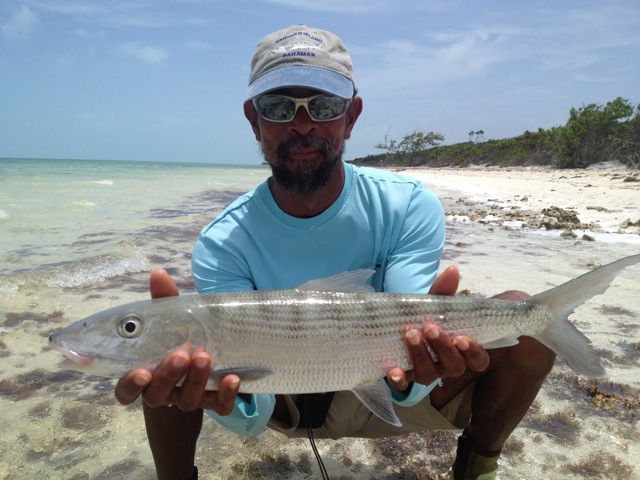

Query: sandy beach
1,163,639,479
408,164,640,239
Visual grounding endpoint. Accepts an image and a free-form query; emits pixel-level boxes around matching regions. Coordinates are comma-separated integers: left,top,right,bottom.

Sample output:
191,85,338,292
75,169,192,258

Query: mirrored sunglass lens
308,96,349,120
256,95,349,121
256,96,296,121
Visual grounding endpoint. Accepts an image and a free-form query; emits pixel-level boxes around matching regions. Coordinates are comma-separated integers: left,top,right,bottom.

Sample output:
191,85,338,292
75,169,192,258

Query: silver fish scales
49,254,640,426
198,289,548,394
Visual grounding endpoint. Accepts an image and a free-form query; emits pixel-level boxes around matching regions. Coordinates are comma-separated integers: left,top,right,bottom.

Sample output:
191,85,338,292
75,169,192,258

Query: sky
1,0,639,165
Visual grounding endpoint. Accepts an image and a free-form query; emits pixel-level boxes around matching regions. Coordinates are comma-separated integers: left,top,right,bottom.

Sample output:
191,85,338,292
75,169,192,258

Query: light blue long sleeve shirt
193,162,445,436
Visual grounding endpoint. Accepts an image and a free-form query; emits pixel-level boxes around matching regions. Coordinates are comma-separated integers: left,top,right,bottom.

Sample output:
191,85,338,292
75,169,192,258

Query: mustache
276,134,335,160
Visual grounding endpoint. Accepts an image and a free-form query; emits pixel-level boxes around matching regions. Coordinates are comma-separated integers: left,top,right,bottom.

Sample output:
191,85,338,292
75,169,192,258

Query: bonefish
49,255,639,426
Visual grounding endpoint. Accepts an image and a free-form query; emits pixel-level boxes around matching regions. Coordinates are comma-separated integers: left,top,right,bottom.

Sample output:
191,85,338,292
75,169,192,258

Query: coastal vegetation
355,97,639,169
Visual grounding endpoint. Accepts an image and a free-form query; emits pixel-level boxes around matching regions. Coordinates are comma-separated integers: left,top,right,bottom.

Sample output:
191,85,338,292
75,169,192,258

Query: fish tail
530,254,640,378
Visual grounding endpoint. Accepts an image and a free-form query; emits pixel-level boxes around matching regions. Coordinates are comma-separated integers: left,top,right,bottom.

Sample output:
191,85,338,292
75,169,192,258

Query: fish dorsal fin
296,269,376,293
351,378,402,427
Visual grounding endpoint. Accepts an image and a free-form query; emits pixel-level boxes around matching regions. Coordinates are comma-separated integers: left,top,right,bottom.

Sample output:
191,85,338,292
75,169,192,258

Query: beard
264,134,345,196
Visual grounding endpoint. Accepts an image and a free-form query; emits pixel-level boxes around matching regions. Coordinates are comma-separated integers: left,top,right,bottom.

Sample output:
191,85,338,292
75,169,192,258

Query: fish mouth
49,342,95,368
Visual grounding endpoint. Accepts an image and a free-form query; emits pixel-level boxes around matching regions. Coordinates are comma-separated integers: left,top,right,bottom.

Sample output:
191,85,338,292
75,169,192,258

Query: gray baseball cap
247,25,355,100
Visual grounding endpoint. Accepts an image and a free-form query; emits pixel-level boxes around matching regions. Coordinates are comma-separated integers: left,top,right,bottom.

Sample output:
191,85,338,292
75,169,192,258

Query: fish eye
118,315,143,338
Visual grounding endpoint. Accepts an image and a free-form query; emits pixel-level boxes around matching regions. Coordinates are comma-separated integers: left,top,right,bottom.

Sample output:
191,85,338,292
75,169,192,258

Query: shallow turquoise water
0,159,638,479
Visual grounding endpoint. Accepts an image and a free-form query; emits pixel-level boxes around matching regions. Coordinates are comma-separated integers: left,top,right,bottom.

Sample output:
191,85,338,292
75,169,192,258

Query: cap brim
247,66,354,99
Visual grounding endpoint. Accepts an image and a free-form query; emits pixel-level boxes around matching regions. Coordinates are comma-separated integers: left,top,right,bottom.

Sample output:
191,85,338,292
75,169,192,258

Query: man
115,25,555,480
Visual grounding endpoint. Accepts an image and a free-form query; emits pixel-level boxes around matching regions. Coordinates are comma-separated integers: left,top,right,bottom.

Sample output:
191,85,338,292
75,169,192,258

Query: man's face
245,88,362,195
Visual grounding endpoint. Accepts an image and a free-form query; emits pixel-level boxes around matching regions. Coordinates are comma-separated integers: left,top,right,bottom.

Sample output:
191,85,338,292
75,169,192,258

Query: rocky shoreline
400,165,640,243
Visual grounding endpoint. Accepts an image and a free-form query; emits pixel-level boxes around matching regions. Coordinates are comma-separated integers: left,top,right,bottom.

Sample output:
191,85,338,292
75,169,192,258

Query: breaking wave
0,244,150,294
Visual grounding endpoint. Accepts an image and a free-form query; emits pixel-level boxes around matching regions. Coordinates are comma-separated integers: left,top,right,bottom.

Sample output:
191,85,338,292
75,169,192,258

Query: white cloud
1,5,39,39
26,1,106,16
354,28,513,97
118,43,169,64
355,4,640,102
25,0,209,29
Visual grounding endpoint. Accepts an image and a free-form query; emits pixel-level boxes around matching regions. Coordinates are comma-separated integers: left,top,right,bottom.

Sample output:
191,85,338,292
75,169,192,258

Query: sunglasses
253,94,351,123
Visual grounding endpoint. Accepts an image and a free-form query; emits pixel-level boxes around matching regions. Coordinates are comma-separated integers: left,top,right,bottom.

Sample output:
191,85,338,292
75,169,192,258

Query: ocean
0,158,272,478
1,158,638,479
0,158,270,284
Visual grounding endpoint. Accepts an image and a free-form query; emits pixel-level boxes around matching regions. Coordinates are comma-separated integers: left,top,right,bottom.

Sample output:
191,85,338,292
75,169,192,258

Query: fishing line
303,395,329,479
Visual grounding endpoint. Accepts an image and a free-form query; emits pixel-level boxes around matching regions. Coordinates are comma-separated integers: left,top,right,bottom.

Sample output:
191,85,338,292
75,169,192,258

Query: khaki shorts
267,382,474,439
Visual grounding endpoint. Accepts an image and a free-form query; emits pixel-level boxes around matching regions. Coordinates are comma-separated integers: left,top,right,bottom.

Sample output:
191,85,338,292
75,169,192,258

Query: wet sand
1,165,639,479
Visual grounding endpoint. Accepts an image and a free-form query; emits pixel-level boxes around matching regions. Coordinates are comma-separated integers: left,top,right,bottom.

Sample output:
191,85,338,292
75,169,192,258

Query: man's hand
114,269,239,415
386,266,490,392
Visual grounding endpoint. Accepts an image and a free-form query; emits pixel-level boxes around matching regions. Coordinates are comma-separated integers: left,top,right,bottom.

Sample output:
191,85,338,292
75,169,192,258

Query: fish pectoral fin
481,337,520,349
209,367,275,383
351,378,402,427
